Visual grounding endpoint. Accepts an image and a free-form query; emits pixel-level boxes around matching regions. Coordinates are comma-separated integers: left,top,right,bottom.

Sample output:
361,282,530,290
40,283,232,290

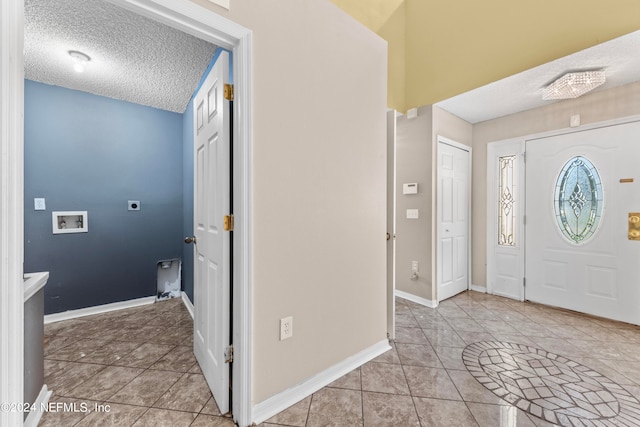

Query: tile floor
40,292,640,426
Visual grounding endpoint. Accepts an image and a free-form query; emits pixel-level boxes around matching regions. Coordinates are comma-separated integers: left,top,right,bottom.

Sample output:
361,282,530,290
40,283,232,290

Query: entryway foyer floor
40,292,640,426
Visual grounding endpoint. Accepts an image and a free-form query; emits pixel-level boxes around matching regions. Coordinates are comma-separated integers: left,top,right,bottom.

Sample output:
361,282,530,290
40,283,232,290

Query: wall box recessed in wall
52,211,88,234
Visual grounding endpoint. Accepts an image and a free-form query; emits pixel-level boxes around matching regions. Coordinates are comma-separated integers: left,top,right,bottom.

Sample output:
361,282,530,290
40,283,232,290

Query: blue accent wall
24,80,184,314
182,98,195,303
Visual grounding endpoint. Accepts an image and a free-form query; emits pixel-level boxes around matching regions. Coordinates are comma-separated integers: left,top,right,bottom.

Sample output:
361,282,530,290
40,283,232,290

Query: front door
192,50,232,413
525,121,640,325
437,137,470,301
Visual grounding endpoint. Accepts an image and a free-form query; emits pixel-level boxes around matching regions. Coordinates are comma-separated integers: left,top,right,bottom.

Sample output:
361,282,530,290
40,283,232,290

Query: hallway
40,292,640,426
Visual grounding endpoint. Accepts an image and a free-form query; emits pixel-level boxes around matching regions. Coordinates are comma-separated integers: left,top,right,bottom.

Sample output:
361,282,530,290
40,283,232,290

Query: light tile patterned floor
40,292,640,426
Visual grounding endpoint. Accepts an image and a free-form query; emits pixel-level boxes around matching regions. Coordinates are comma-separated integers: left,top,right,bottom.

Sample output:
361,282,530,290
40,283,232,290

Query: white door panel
526,121,640,325
193,51,231,413
438,138,470,301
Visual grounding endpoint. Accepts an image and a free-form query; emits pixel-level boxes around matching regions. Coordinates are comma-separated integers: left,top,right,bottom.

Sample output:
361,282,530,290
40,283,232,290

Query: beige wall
395,106,433,300
190,0,388,404
472,81,640,288
395,106,472,302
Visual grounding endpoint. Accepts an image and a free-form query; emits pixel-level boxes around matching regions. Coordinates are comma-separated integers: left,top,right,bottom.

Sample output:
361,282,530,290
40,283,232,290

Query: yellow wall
332,0,640,112
377,2,405,112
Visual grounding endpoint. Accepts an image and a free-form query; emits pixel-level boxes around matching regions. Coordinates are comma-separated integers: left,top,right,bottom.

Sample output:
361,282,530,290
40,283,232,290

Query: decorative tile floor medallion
462,341,640,426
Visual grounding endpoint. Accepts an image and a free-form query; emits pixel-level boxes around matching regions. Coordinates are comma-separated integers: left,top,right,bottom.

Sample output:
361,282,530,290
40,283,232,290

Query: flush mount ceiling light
68,50,91,73
542,70,606,100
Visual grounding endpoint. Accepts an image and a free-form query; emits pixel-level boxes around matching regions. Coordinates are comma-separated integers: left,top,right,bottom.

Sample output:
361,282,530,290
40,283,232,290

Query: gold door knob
184,236,197,244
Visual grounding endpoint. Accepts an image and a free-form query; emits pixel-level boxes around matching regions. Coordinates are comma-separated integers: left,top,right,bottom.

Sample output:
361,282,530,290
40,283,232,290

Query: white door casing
525,121,640,325
1,1,26,426
6,1,254,425
193,50,231,414
437,137,471,302
386,110,396,339
486,139,525,301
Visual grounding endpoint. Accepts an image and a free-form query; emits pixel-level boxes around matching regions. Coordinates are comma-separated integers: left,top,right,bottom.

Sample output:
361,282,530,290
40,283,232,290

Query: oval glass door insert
554,156,603,244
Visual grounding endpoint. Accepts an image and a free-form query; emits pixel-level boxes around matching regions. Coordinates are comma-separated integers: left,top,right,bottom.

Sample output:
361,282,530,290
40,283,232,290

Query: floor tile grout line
43,301,198,425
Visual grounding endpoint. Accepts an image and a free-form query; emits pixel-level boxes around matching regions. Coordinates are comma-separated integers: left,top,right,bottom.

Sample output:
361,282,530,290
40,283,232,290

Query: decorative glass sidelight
498,155,516,246
554,156,603,244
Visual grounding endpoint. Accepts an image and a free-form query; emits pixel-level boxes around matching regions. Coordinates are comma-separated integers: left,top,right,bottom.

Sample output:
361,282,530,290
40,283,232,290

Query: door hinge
224,84,234,101
224,345,234,364
223,214,234,231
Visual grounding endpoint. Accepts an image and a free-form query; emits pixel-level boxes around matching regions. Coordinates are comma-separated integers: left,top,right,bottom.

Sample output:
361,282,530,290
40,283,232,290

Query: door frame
386,110,396,340
1,1,254,425
436,136,472,302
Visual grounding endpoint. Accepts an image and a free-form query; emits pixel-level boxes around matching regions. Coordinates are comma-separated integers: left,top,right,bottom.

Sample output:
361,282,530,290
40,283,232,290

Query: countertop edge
24,272,49,302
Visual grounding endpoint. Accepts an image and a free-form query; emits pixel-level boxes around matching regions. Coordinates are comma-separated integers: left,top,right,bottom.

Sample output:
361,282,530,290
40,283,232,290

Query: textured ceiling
24,0,218,113
435,31,640,124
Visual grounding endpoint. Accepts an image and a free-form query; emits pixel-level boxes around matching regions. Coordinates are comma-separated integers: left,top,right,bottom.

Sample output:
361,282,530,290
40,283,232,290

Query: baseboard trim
470,285,487,293
181,292,194,319
395,290,438,308
252,339,390,425
23,385,52,427
44,296,156,324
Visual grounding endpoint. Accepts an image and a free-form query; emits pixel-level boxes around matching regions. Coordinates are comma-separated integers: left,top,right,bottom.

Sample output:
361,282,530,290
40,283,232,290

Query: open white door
486,139,525,300
437,137,471,301
526,121,640,325
191,51,232,413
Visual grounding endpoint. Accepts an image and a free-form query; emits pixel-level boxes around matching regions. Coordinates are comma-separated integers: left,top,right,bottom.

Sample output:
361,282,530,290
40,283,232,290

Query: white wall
472,81,640,288
190,0,388,404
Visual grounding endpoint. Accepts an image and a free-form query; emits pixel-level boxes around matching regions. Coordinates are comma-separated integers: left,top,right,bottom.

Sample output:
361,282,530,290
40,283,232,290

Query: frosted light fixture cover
542,71,606,100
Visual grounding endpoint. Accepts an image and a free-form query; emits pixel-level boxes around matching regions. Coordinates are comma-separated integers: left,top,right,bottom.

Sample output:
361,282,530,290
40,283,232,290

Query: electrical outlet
412,261,419,272
280,316,293,341
128,200,140,211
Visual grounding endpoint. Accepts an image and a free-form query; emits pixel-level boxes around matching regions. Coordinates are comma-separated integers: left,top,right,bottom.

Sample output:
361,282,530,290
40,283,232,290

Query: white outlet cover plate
34,198,46,211
280,316,293,340
406,209,419,219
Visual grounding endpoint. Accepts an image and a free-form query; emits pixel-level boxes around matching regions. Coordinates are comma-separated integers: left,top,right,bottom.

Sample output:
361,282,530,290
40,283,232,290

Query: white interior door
192,51,231,413
526,121,640,325
437,137,471,301
486,139,525,300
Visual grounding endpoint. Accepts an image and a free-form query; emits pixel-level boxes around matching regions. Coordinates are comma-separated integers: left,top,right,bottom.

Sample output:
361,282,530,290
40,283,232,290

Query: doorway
525,120,640,325
486,119,640,326
0,1,253,426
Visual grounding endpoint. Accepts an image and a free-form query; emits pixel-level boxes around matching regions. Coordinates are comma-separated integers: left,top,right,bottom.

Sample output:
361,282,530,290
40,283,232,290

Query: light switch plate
34,198,46,211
